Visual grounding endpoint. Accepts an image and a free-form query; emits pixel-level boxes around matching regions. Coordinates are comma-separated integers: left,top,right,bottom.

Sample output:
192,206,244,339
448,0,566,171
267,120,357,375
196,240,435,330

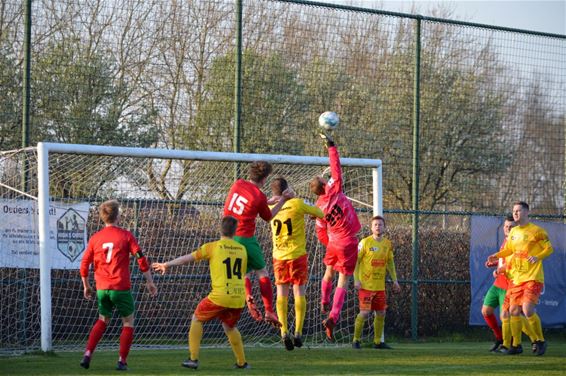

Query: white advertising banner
0,199,90,269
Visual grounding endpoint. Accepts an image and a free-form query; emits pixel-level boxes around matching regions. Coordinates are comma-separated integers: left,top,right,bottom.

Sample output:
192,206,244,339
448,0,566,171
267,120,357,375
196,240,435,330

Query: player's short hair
248,161,272,183
513,201,529,210
504,214,515,223
271,176,288,196
310,176,325,196
221,216,238,237
371,215,386,225
99,200,120,224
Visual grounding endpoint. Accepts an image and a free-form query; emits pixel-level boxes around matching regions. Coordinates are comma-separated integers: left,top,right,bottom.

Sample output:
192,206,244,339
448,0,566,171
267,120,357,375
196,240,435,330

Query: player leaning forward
311,132,362,341
80,200,158,371
152,216,250,369
487,201,553,356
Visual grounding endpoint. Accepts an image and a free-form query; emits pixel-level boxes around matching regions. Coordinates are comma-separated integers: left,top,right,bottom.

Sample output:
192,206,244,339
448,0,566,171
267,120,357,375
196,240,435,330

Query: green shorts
483,285,506,309
97,290,135,318
234,235,266,273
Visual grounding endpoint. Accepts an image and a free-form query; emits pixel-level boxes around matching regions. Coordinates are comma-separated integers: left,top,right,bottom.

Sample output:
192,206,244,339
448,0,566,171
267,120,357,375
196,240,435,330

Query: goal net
0,143,381,353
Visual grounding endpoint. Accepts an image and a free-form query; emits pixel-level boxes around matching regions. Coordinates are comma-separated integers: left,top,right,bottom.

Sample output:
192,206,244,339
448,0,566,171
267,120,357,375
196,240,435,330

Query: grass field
1,341,565,376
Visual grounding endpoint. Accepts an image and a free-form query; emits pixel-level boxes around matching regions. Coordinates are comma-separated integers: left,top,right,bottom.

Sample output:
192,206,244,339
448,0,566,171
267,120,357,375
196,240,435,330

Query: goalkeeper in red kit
79,200,157,371
310,132,361,341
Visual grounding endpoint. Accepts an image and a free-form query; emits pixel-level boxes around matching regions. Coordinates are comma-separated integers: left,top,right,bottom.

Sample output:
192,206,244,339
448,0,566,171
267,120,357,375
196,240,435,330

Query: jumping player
269,177,324,350
152,216,250,370
79,200,158,371
224,161,294,327
352,215,400,349
488,201,554,355
310,132,361,341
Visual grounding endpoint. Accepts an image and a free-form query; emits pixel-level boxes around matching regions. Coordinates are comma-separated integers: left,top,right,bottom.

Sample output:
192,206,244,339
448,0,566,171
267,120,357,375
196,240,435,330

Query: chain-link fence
1,0,564,350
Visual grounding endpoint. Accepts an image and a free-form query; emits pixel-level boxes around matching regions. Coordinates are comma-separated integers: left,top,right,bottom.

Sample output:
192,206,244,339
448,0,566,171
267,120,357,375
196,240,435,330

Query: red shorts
194,297,243,328
502,289,511,312
358,289,387,311
323,237,358,275
508,281,543,307
273,254,308,285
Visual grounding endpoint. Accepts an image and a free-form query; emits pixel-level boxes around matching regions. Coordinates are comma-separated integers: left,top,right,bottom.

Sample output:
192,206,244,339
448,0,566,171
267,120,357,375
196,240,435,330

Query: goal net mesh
0,145,379,353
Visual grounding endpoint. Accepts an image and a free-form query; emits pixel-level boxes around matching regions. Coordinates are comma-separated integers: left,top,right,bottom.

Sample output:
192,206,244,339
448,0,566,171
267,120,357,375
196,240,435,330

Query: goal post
12,142,382,352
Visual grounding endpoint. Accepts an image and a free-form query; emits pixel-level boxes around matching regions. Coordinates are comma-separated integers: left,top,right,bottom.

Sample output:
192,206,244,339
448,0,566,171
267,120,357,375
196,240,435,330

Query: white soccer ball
318,111,339,131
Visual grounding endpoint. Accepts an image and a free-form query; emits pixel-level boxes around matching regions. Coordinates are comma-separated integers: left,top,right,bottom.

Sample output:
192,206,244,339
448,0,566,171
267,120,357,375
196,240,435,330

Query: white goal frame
37,141,382,351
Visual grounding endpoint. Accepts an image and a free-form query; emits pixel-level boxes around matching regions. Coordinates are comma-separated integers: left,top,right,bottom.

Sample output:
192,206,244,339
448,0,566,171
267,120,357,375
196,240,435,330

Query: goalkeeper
79,200,157,371
310,131,362,341
152,216,250,370
352,215,400,349
269,176,324,350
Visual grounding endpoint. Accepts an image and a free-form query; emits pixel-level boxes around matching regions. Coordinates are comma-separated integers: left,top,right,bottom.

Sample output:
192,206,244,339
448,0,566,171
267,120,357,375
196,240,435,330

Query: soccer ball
318,111,339,131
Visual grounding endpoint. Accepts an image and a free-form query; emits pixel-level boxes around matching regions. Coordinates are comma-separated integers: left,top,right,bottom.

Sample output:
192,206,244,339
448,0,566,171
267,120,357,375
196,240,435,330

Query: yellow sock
527,313,544,341
188,320,203,361
502,317,512,348
520,315,536,342
295,295,306,336
226,328,246,367
510,316,522,347
373,315,385,344
276,296,289,336
353,314,365,342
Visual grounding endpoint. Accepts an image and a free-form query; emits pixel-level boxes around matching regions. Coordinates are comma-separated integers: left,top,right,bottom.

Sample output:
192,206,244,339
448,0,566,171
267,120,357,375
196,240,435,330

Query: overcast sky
314,0,566,35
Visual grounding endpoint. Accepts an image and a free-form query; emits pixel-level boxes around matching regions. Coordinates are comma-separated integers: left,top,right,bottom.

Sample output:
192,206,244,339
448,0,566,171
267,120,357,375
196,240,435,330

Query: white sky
316,0,566,35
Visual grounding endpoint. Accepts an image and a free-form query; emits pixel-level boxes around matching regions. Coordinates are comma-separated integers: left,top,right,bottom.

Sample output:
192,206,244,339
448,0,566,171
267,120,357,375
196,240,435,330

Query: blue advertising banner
469,216,566,327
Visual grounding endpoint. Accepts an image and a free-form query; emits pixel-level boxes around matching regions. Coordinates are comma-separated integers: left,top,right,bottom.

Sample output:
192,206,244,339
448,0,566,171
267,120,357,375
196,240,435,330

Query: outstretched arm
152,253,196,275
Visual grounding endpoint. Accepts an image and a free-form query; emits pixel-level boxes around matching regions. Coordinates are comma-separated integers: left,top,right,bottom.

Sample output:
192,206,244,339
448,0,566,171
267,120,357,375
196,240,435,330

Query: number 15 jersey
191,238,248,308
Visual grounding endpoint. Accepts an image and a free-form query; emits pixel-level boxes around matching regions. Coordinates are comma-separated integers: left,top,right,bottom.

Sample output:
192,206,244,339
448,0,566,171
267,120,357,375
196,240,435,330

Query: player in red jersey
79,200,157,371
224,161,294,327
310,132,361,341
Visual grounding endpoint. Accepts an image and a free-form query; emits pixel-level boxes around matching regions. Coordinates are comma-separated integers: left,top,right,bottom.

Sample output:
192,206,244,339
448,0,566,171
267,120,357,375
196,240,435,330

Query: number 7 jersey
191,238,248,308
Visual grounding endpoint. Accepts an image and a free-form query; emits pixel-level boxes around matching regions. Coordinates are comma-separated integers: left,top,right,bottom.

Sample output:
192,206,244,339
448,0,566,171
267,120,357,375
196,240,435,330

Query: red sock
119,326,134,363
85,319,107,356
330,287,346,322
321,280,333,305
245,277,253,298
483,314,502,341
259,276,274,313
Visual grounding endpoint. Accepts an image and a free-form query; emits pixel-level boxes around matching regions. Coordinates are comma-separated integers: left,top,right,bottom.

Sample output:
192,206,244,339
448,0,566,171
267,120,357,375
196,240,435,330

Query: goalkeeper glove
319,131,335,148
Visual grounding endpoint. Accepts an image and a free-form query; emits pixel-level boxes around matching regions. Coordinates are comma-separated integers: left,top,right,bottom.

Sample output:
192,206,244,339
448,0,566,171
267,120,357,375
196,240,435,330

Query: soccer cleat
246,296,263,322
322,317,335,341
531,342,538,353
352,340,361,349
320,302,331,315
535,340,547,356
319,132,335,148
234,362,251,369
489,339,503,352
496,346,509,354
115,361,128,371
264,311,282,328
506,345,523,355
182,359,199,369
80,355,91,369
293,334,303,348
282,334,294,351
373,342,393,349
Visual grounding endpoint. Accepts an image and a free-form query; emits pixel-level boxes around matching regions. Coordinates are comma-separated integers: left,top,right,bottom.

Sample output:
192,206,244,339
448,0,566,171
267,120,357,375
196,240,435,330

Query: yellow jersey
191,238,247,308
495,222,553,285
354,235,398,291
270,198,324,260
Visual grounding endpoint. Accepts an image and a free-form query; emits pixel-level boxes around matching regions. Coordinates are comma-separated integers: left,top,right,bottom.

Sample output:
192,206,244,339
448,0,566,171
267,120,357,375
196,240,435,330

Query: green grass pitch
1,342,565,375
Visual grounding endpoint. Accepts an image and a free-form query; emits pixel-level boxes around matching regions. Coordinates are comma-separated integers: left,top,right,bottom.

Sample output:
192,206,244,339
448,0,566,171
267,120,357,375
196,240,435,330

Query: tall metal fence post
234,0,243,179
411,16,422,341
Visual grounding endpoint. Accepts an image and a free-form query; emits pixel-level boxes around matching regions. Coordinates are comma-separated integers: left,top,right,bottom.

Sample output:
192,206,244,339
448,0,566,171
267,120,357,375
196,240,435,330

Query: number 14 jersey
191,238,248,308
